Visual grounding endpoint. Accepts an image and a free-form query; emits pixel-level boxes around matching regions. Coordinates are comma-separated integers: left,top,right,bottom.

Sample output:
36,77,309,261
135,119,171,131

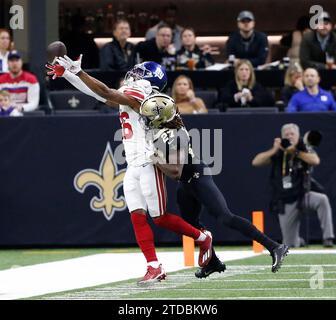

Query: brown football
47,41,67,64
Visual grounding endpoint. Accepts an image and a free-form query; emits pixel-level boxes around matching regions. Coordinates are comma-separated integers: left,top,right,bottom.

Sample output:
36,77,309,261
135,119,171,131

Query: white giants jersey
118,80,152,167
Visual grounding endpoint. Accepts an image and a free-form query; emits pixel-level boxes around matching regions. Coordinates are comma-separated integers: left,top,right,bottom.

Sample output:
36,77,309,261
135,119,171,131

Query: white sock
148,261,160,268
196,232,206,242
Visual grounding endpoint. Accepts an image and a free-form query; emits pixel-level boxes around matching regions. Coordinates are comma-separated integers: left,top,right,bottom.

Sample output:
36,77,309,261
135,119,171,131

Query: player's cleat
271,244,289,273
195,258,226,279
196,231,213,267
137,264,166,286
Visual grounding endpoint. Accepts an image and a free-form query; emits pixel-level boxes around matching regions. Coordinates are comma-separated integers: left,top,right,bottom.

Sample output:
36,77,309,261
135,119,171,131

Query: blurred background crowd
0,0,336,115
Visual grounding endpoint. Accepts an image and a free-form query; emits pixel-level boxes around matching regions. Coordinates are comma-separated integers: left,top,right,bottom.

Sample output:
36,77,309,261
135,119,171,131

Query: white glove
145,140,166,164
56,54,83,75
145,140,156,161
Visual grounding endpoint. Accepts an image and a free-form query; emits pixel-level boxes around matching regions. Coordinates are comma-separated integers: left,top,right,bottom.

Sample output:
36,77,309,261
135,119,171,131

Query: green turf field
11,248,332,300
1,247,335,300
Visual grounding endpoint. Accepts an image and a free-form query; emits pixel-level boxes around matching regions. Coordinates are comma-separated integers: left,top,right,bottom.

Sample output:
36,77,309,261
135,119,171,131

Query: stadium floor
0,247,335,300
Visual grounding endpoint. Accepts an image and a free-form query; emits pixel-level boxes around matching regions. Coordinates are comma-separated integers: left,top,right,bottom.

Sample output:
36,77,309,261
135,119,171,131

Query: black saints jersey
152,126,210,183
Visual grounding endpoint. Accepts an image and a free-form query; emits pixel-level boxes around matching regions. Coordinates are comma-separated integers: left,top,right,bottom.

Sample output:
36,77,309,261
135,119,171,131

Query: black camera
280,138,291,149
281,130,322,150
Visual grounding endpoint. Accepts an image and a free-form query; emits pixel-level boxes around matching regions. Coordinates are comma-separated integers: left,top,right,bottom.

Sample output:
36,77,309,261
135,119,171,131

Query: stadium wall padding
0,113,335,247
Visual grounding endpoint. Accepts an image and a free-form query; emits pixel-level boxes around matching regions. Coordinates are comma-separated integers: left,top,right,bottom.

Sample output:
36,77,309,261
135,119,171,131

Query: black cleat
271,244,289,273
195,259,226,278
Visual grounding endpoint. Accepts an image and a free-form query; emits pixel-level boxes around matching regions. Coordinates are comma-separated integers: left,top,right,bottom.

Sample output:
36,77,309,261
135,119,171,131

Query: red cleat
137,264,167,286
196,231,213,267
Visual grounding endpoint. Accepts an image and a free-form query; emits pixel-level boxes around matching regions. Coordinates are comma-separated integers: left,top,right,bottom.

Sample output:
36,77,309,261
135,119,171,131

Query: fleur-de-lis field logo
74,143,126,220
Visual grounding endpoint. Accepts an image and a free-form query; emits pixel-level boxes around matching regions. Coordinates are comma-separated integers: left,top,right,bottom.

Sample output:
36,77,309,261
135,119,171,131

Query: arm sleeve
249,34,269,67
219,84,240,109
63,70,107,103
22,83,40,112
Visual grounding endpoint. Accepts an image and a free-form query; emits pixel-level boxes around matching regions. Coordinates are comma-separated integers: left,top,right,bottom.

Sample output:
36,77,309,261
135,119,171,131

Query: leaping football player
46,57,212,285
139,93,289,277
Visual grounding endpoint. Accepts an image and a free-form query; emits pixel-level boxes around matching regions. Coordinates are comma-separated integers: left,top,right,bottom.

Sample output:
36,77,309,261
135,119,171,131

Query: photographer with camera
252,123,334,248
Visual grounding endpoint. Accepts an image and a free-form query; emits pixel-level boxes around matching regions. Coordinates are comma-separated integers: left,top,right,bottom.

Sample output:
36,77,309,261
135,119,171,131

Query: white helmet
140,93,177,128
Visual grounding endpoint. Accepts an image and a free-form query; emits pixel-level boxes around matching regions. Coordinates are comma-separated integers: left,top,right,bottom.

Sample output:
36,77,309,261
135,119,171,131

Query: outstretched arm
63,70,107,103
76,70,140,110
47,62,108,104
47,55,140,111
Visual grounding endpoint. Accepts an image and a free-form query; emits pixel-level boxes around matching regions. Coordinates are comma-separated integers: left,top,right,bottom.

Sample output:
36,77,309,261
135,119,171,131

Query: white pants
123,164,167,218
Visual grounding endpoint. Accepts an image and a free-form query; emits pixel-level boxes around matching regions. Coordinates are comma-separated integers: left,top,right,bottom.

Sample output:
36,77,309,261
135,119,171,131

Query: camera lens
281,138,291,149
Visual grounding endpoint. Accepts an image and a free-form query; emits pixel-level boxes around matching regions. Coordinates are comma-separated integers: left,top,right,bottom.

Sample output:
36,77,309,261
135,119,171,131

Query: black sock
211,246,219,262
229,215,279,252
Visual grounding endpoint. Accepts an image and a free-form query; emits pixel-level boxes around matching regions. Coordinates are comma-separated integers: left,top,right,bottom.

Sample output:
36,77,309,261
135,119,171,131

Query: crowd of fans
1,7,336,116
0,6,334,248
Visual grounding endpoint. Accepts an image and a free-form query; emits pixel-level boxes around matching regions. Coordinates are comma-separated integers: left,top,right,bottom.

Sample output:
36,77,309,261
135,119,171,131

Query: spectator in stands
171,75,208,114
225,11,269,68
100,19,135,71
280,16,311,62
61,14,99,69
145,4,183,51
0,51,40,112
219,59,274,110
0,90,22,117
287,67,336,112
0,28,12,73
281,62,304,105
135,24,176,70
176,27,214,70
252,123,334,248
300,11,336,69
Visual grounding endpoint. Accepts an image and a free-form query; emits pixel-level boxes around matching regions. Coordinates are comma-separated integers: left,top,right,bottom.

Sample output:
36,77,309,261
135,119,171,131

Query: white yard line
277,249,336,254
0,250,257,300
258,249,336,254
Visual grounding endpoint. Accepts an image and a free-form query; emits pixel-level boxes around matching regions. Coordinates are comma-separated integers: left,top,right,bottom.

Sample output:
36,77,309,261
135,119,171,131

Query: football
46,41,67,64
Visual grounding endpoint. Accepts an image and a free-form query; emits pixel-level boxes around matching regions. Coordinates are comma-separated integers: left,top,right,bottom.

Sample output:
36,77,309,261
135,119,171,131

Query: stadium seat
48,90,98,110
53,109,102,116
23,110,46,116
207,108,221,113
195,90,218,109
226,107,279,114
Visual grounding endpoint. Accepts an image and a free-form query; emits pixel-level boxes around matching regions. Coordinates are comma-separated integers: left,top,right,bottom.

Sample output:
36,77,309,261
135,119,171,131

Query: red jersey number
119,112,133,140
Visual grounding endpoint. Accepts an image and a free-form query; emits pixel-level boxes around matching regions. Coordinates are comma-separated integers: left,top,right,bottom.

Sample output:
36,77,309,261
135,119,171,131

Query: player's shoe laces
196,231,213,267
137,264,166,286
271,244,289,273
195,258,226,279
